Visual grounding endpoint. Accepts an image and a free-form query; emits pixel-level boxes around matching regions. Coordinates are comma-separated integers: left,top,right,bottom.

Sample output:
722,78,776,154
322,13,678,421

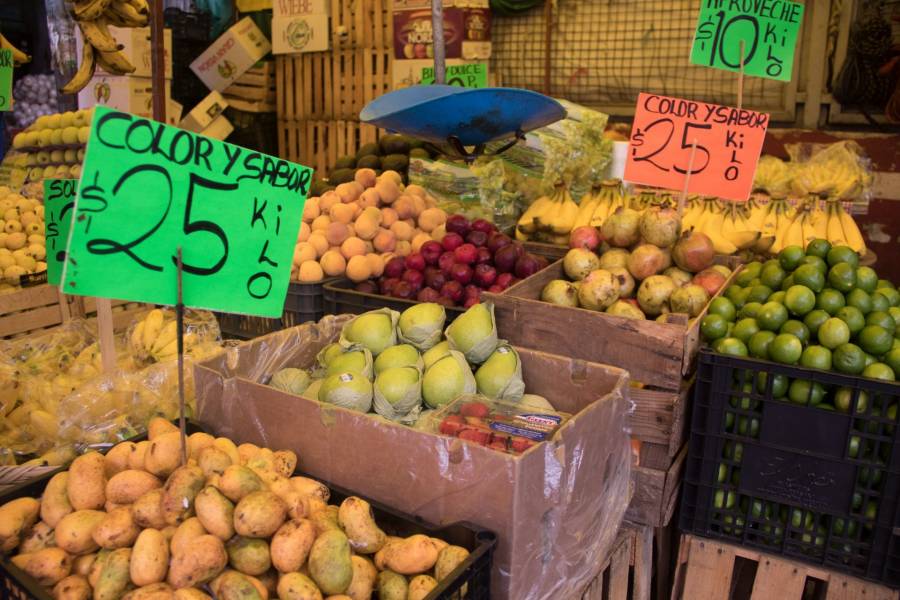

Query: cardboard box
190,17,271,92
195,315,632,600
76,26,173,79
77,75,175,124
272,13,330,54
199,115,234,141
180,91,229,133
273,0,329,16
393,2,491,60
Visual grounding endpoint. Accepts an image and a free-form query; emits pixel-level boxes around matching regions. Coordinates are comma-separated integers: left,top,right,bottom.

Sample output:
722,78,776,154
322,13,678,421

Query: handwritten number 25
175,173,234,276
632,118,675,172
673,122,712,175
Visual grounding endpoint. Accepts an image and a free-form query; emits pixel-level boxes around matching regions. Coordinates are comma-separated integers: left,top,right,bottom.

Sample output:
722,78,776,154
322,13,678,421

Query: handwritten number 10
707,11,759,68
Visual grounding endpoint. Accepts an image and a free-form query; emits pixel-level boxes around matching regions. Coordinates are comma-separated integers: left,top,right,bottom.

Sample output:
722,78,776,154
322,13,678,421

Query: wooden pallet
671,535,900,600
627,443,687,528
582,521,654,600
224,61,276,113
279,118,382,177
0,285,78,338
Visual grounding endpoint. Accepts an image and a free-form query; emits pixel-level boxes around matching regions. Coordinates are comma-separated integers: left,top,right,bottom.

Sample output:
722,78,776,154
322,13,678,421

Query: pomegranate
474,263,498,288
541,280,578,307
493,244,520,273
405,252,426,271
454,243,478,264
450,263,473,285
663,266,693,287
609,267,635,298
569,226,602,251
563,248,601,281
514,254,542,279
598,248,630,270
640,204,681,248
669,284,710,317
445,214,471,237
637,275,677,316
605,300,645,320
420,240,443,265
384,256,406,279
601,207,641,247
577,269,619,311
626,244,668,280
693,268,727,296
672,230,715,273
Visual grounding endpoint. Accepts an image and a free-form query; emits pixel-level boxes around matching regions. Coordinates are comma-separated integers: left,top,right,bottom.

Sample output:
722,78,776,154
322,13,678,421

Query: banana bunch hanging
62,0,149,94
0,33,31,66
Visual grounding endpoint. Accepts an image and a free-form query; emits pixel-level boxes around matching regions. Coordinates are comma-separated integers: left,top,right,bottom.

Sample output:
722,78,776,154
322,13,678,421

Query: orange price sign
624,93,769,201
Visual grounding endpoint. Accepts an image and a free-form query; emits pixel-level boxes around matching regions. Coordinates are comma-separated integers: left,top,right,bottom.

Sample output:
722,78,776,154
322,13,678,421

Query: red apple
466,230,488,248
454,243,478,265
445,214,471,237
441,232,464,252
420,240,443,265
487,284,504,293
514,254,542,279
381,277,400,295
487,232,512,254
471,218,495,234
463,297,480,308
450,263,473,285
402,269,424,291
384,256,406,279
393,281,415,299
418,287,441,302
474,263,497,287
405,252,426,271
438,251,456,275
496,272,516,289
475,246,492,264
440,280,464,303
355,281,378,294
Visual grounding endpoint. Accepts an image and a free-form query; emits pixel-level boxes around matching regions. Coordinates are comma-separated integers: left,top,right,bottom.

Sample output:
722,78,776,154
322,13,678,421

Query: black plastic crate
217,279,336,339
0,422,496,600
681,349,900,588
323,278,466,322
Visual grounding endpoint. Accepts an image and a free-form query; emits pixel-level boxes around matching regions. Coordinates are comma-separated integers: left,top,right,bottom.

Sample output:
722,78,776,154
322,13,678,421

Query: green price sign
44,179,77,286
690,0,804,82
62,106,313,317
421,63,487,88
0,49,13,111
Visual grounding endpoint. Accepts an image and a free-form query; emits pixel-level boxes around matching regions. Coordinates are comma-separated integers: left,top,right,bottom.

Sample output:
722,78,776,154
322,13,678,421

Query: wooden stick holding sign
737,40,745,110
95,299,117,374
677,140,698,218
431,0,446,84
176,247,187,466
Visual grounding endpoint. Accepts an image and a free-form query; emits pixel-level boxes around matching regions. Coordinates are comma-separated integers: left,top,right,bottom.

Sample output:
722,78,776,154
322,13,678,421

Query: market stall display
0,186,46,290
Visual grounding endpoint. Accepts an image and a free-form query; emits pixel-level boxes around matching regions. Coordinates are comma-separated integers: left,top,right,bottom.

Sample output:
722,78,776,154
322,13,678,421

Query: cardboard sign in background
421,63,488,88
62,106,313,317
624,93,769,201
44,179,77,286
0,49,13,111
691,0,804,82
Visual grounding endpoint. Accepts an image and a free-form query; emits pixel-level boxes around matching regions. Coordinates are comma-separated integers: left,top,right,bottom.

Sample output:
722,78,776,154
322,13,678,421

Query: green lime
846,289,873,315
836,306,865,335
769,333,803,364
732,318,761,343
724,285,748,308
833,343,866,374
780,274,796,291
871,292,890,313
880,287,900,307
878,279,897,290
803,309,830,334
746,285,773,304
748,331,777,359
828,262,857,293
768,291,786,304
785,285,815,316
757,302,789,331
793,264,825,293
815,288,846,315
858,325,893,356
834,387,868,413
800,255,828,274
890,307,900,325
735,262,762,286
885,348,900,376
864,352,877,367
817,317,851,349
756,372,789,397
701,314,729,341
800,345,832,370
806,238,832,258
893,338,900,351
778,245,805,271
827,245,860,268
708,297,737,321
789,379,826,405
780,320,810,345
866,310,896,335
856,266,878,293
760,262,787,290
715,337,749,357
862,362,895,381
739,302,763,319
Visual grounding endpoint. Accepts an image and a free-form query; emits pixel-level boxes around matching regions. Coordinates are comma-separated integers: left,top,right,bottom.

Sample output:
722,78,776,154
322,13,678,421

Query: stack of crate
276,0,392,176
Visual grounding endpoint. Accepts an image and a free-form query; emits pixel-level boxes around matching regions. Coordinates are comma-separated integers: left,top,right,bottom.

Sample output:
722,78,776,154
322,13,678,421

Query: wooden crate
627,443,687,528
582,521,654,600
279,118,382,177
671,534,900,600
485,259,740,392
0,285,78,338
630,380,692,462
224,61,276,113
78,297,147,333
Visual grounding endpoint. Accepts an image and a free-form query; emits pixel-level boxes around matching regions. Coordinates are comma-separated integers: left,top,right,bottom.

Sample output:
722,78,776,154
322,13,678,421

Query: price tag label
421,63,488,88
0,49,13,111
62,106,313,317
44,179,77,286
624,93,769,201
690,0,804,82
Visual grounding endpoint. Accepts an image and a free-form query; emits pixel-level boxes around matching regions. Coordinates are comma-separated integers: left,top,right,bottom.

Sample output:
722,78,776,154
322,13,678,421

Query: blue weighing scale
360,85,566,162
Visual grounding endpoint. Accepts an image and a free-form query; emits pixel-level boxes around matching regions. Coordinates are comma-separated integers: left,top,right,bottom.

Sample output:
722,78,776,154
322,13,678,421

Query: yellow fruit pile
10,109,92,183
0,187,47,290
294,169,449,284
0,419,470,599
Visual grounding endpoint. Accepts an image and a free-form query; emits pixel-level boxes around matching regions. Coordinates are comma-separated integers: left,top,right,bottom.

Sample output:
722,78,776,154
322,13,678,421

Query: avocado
379,133,410,155
356,154,382,170
356,142,380,160
334,155,357,170
328,168,355,184
407,137,425,150
310,179,333,196
409,148,430,160
381,154,410,172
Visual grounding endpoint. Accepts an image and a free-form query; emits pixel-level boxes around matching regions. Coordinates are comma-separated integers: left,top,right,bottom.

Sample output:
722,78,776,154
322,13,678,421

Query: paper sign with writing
691,0,804,82
0,49,13,111
44,179,78,286
624,93,769,201
61,106,313,317
421,63,487,88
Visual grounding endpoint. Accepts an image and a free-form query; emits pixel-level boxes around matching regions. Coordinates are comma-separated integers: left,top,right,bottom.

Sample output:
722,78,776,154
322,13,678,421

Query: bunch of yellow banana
62,0,148,94
695,200,760,254
570,179,624,230
680,195,703,231
516,184,580,243
825,199,867,254
0,33,30,65
129,308,198,364
752,155,792,196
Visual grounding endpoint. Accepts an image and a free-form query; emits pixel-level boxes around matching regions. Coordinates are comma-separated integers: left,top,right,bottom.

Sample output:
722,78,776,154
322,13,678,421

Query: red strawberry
439,417,466,436
458,428,491,446
459,402,490,418
510,437,535,453
464,416,489,428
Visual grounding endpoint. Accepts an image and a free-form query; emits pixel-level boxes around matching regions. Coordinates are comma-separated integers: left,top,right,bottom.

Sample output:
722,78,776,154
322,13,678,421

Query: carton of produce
196,311,632,599
190,17,271,92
